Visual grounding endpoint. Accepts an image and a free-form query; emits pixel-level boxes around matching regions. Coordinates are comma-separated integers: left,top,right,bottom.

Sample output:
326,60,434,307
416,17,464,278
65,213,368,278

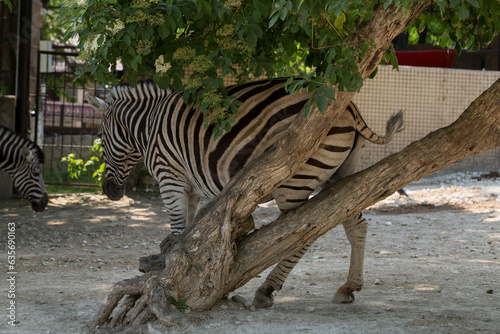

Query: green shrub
61,139,105,186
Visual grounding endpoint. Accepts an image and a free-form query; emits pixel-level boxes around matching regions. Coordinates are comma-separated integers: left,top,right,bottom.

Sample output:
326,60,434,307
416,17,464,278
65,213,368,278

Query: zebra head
16,146,49,212
85,92,143,201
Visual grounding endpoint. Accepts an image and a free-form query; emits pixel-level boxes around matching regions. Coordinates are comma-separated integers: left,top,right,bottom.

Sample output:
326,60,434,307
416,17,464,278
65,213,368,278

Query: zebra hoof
252,288,274,308
332,286,356,304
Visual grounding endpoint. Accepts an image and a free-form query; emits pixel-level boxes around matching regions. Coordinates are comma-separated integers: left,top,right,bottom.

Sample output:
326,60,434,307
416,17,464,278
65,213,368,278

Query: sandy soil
0,173,499,334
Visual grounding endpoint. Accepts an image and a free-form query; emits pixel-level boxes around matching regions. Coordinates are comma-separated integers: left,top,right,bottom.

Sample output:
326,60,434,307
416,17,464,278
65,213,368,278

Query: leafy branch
57,0,499,138
61,139,105,186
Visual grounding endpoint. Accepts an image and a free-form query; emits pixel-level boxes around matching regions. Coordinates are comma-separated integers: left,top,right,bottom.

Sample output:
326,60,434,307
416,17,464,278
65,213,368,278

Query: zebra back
103,79,401,197
0,125,44,165
0,125,48,212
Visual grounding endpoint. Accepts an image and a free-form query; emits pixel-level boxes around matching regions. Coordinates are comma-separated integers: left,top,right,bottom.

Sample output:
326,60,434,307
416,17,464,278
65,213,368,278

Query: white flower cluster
84,34,105,52
154,55,172,74
64,0,87,7
110,19,125,34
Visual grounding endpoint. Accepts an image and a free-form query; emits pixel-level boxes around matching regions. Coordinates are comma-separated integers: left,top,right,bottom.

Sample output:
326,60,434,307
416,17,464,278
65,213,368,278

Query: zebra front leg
139,185,192,273
333,213,367,303
253,244,311,308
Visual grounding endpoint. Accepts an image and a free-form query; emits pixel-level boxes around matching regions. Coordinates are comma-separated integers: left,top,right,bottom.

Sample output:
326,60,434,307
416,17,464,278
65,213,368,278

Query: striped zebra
0,126,48,212
86,78,403,307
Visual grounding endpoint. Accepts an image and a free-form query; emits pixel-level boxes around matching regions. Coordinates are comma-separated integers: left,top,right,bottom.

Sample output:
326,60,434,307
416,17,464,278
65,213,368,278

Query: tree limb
229,77,500,291
200,1,433,238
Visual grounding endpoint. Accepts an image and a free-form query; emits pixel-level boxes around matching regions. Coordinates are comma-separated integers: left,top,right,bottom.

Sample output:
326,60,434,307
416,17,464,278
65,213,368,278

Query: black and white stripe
86,78,403,306
0,126,48,212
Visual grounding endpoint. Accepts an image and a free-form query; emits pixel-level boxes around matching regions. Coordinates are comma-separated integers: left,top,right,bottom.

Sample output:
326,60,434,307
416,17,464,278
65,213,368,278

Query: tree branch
230,77,500,291
197,1,433,233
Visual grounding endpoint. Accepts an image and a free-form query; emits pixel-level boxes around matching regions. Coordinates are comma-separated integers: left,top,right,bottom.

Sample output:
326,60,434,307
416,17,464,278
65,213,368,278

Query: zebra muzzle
103,178,125,201
31,192,49,212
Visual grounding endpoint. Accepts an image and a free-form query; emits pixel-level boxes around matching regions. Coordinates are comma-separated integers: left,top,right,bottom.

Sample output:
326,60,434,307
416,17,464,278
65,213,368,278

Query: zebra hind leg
252,244,311,308
332,214,367,303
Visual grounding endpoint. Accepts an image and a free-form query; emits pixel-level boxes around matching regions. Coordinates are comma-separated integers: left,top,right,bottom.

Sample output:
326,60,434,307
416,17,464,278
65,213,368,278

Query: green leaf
4,0,12,12
173,74,183,91
124,34,131,46
334,12,346,30
279,7,288,21
304,99,314,119
269,13,280,28
449,0,461,8
195,0,203,13
324,87,335,100
459,3,470,20
166,17,177,32
127,72,139,87
158,23,170,39
466,0,480,8
287,80,303,94
101,45,108,58
317,95,327,113
246,30,257,49
130,55,142,71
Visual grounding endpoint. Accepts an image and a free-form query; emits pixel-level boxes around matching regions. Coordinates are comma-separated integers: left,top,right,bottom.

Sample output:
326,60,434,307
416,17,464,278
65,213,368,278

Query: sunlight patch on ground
128,223,146,227
481,214,500,223
412,283,440,292
465,259,500,264
96,284,113,291
47,220,67,226
275,296,301,304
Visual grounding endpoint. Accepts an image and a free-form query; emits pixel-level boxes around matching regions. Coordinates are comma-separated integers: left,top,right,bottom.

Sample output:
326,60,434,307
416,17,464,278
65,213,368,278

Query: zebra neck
119,106,156,156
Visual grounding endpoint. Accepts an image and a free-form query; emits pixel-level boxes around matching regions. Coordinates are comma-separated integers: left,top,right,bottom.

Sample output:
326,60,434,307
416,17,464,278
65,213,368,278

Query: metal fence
35,49,108,187
353,65,500,175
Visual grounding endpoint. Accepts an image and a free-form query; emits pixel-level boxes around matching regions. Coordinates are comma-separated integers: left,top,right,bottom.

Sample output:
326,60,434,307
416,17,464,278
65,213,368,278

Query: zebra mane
0,125,44,163
107,79,175,104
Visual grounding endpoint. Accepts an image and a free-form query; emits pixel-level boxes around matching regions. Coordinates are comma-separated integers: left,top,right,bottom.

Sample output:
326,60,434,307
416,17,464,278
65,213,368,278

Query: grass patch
47,185,101,194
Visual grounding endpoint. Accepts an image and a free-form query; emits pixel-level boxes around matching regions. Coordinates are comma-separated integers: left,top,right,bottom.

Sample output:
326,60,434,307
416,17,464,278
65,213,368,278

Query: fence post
0,96,17,199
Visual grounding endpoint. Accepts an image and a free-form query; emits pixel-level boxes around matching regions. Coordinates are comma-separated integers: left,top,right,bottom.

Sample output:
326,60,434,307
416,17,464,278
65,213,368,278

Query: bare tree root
93,272,174,328
149,287,173,326
93,276,144,326
109,295,138,327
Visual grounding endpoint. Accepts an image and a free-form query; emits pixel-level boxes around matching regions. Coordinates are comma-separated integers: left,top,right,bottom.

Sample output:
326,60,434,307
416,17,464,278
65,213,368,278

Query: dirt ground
1,172,499,334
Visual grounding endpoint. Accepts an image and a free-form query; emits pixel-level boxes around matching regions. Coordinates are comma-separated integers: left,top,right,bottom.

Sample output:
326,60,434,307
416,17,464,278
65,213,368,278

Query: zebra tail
384,109,405,139
359,110,404,145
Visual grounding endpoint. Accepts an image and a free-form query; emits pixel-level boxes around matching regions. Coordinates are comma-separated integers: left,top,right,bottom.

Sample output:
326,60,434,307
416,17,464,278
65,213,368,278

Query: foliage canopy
59,0,499,137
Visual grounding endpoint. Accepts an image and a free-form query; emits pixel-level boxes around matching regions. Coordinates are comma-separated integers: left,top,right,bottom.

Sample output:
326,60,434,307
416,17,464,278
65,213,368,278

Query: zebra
85,78,404,307
0,125,48,212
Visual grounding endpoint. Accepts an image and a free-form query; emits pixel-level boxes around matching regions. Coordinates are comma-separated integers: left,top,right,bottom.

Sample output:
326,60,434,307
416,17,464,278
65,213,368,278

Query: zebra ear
21,146,34,162
85,92,108,112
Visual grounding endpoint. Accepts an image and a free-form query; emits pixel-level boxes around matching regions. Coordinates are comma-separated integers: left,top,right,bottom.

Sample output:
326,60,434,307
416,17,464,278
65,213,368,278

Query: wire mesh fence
353,65,500,175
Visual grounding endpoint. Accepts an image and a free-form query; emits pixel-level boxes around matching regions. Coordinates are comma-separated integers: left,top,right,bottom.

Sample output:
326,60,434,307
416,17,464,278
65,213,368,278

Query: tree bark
92,2,500,327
